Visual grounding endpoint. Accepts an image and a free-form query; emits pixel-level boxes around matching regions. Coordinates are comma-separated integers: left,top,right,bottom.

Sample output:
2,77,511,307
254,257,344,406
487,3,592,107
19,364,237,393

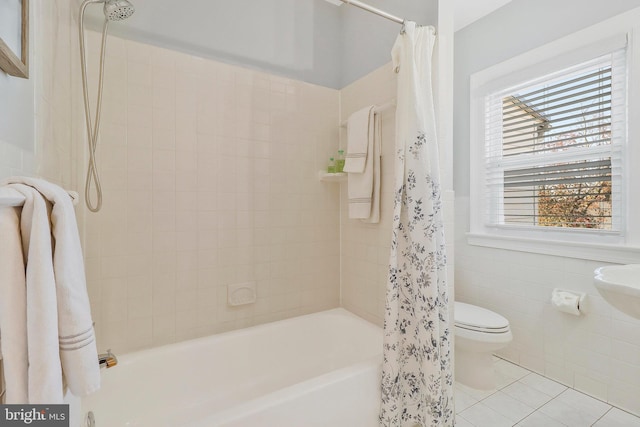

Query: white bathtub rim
104,307,379,366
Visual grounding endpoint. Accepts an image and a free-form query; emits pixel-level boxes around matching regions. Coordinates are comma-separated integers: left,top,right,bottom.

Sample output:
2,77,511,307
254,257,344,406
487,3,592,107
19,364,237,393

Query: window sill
466,232,640,264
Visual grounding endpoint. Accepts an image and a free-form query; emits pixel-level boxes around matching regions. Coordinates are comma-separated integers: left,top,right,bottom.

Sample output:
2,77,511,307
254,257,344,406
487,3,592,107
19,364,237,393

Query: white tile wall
456,195,640,416
83,34,341,354
339,63,455,325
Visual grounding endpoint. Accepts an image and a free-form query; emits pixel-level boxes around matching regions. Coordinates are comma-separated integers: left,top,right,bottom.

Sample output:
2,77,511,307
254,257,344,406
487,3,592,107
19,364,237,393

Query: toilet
454,301,512,390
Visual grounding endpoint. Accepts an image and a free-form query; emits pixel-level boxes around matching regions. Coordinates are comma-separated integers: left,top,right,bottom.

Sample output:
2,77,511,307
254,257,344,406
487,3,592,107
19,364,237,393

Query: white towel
347,108,382,223
0,206,29,403
0,177,100,403
13,184,63,403
344,106,375,173
364,115,381,224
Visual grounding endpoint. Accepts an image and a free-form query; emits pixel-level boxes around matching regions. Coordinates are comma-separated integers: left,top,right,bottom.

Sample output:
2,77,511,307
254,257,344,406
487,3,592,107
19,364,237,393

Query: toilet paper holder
551,288,587,316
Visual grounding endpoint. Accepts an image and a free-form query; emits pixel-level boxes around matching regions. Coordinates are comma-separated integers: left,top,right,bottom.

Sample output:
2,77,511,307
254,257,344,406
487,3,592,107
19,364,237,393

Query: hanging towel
0,177,100,403
0,206,29,403
344,105,375,173
347,107,381,222
362,113,381,224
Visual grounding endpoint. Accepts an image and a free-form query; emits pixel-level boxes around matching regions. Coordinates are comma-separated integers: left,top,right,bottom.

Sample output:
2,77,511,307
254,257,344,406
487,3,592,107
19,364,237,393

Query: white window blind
483,48,626,232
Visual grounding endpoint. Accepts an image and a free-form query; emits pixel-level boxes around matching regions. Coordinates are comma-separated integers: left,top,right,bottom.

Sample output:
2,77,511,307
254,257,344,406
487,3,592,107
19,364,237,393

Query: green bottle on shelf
335,149,345,173
327,157,336,174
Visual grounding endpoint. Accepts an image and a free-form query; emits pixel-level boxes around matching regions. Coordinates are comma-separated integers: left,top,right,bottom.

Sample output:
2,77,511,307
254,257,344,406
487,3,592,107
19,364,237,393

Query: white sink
594,264,640,319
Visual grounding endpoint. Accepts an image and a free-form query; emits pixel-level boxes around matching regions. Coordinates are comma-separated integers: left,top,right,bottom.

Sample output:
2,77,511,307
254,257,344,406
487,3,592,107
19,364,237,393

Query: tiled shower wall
339,64,455,325
339,65,396,324
455,197,640,416
84,34,341,353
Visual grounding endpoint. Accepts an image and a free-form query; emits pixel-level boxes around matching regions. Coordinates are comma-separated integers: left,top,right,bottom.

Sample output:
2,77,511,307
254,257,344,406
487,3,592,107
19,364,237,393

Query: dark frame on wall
0,0,29,78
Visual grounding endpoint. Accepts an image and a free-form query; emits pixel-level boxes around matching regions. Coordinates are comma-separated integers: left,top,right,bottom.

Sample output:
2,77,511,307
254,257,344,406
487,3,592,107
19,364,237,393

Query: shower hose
79,2,110,212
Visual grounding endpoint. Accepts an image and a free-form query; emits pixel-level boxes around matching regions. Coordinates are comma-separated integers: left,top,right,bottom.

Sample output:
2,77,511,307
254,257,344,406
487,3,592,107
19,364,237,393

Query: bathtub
82,308,383,426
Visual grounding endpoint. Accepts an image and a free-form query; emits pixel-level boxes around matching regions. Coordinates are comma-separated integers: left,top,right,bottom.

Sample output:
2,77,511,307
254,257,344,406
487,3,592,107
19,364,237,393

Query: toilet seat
455,302,510,334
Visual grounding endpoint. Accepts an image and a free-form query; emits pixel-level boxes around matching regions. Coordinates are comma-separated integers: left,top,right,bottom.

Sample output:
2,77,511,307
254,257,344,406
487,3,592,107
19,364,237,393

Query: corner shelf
319,172,347,182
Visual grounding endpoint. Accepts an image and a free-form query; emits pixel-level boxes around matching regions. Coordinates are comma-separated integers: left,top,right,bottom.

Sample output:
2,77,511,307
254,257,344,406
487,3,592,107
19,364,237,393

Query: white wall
454,0,640,415
0,0,78,189
0,0,35,178
454,0,640,196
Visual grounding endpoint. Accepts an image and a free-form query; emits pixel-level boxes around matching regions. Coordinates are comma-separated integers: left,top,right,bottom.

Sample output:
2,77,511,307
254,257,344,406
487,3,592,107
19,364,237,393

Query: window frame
487,56,623,232
468,8,640,264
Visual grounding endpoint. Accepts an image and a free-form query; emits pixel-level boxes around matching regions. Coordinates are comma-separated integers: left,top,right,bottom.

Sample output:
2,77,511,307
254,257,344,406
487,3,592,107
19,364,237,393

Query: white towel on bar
347,108,382,223
0,206,29,403
0,177,100,403
364,114,381,224
344,106,375,173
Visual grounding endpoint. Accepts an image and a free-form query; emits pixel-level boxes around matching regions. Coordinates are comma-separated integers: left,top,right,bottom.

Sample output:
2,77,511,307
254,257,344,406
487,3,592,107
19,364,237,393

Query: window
468,11,640,263
484,51,625,232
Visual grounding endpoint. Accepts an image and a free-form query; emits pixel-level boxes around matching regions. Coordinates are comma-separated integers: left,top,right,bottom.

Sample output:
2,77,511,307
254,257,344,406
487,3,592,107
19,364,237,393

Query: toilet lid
454,302,510,334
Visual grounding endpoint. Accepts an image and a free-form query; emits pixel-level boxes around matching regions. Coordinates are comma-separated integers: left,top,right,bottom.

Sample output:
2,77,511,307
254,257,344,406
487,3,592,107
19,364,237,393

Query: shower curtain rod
339,0,405,25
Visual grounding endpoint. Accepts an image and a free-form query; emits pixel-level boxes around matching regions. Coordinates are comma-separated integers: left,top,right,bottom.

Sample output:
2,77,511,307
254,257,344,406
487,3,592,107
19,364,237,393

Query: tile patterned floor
456,358,640,427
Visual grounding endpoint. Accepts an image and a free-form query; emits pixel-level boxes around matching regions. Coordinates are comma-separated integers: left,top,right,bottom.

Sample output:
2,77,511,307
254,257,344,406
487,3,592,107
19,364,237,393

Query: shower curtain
379,22,454,427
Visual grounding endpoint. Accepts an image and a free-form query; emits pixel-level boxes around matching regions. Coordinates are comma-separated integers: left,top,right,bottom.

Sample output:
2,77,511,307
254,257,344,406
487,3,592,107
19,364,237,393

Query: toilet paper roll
551,288,584,316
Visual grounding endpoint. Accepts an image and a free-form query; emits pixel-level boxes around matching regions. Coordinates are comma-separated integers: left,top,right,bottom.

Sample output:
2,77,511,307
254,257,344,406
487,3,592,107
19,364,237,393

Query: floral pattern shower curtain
379,22,454,427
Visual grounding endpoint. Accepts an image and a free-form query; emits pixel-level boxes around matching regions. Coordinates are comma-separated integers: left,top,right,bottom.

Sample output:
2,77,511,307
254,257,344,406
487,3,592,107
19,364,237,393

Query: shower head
103,0,135,21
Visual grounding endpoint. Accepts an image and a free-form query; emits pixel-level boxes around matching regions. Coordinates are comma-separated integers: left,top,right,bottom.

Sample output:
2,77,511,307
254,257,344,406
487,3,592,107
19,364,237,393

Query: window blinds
484,48,626,231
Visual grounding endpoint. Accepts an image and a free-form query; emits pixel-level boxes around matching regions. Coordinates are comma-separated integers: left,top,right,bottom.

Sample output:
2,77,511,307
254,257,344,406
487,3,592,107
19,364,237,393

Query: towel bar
340,99,396,128
0,187,79,207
